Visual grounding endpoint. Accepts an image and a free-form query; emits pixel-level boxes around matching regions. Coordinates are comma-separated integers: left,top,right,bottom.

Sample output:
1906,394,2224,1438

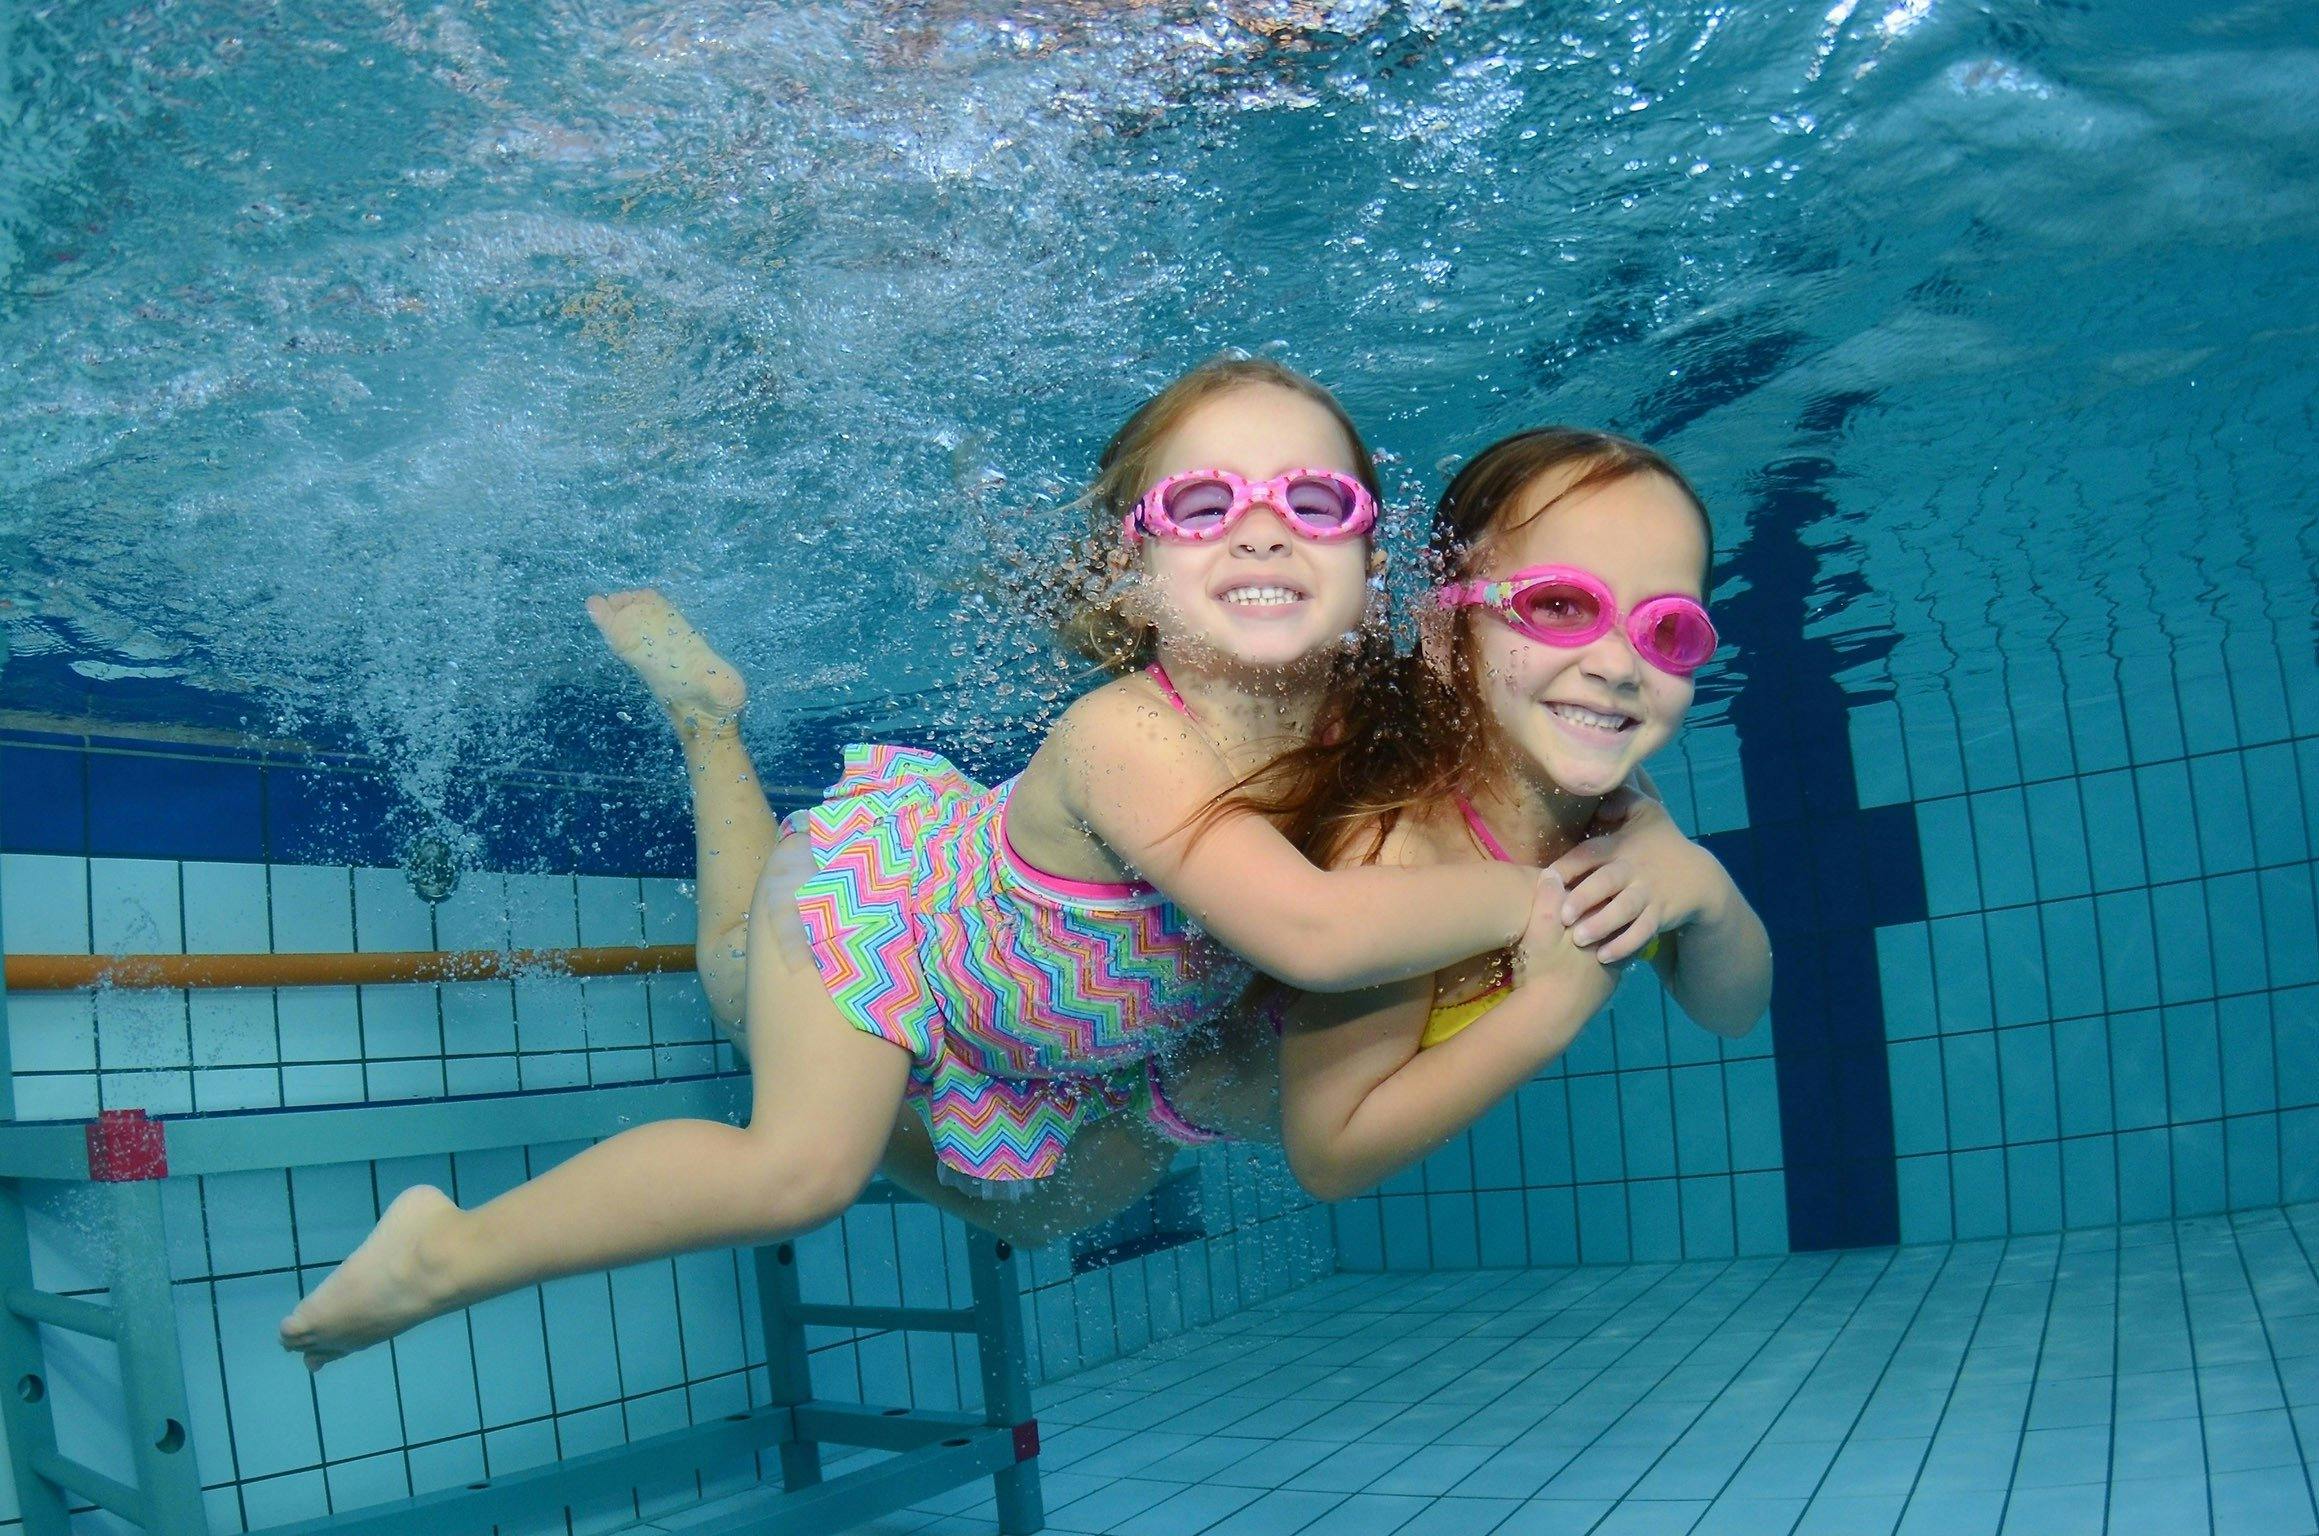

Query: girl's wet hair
1056,354,1383,672
1197,426,1713,866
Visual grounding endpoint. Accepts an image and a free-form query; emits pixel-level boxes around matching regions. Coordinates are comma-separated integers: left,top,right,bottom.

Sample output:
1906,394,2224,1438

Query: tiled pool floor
752,1202,2319,1535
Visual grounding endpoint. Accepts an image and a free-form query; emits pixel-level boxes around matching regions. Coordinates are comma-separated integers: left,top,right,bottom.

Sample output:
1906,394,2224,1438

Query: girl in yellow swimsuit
1223,427,1775,1202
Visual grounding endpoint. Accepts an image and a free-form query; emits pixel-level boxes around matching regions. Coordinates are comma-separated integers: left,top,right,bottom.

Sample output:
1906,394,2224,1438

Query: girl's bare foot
278,1185,463,1370
588,588,748,733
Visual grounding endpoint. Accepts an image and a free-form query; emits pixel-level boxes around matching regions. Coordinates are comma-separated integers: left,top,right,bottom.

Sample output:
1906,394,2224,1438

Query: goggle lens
1160,477,1237,531
1636,600,1718,671
1510,578,1605,637
1281,475,1356,527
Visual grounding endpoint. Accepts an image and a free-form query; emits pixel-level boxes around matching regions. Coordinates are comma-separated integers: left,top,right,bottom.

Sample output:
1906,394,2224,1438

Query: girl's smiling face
1127,382,1375,675
1466,466,1711,799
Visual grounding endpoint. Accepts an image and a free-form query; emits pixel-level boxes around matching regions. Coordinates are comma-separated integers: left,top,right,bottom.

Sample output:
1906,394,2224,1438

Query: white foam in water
2,0,2313,827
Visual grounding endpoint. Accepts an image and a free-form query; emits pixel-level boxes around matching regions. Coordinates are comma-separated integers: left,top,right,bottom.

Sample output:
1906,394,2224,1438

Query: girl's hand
1547,786,1723,965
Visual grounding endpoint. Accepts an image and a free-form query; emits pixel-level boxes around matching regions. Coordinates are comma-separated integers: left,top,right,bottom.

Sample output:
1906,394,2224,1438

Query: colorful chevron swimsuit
784,665,1241,1196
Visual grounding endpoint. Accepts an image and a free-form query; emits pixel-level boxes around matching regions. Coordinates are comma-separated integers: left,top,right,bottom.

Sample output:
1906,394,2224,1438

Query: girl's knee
737,1124,876,1233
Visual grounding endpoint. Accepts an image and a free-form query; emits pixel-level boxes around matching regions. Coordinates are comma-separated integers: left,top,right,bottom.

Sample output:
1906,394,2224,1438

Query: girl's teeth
1550,702,1632,731
1220,587,1301,606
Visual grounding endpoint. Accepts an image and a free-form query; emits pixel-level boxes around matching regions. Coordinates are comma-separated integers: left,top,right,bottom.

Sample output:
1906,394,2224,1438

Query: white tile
3,853,91,950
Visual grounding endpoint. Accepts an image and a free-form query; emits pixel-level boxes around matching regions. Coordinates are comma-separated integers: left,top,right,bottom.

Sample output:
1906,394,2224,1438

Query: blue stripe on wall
1710,422,1919,1250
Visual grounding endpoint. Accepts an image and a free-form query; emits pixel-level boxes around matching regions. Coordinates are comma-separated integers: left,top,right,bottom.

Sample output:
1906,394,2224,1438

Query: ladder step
5,1287,116,1341
785,1302,978,1334
31,1447,146,1526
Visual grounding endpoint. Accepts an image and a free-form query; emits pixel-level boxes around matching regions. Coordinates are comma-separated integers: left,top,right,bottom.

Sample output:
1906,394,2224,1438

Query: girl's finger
1571,887,1648,948
1546,839,1613,887
1558,862,1631,926
1595,911,1660,965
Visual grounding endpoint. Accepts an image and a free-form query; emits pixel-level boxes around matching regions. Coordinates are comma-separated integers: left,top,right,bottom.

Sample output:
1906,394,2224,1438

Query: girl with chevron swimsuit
279,357,1599,1367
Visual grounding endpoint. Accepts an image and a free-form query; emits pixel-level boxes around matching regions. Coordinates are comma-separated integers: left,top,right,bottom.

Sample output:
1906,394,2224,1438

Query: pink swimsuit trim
995,661,1196,901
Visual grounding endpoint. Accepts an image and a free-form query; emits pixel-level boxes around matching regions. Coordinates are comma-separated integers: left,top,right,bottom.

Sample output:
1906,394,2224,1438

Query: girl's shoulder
1335,798,1490,874
1043,670,1199,756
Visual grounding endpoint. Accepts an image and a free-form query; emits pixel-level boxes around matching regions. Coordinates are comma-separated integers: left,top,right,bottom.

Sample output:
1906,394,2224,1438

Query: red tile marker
85,1108,169,1181
1012,1420,1041,1462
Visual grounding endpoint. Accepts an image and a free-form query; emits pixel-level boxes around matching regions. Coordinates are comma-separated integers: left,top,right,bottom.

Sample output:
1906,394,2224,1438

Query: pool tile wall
1848,628,2319,1247
0,849,1327,1534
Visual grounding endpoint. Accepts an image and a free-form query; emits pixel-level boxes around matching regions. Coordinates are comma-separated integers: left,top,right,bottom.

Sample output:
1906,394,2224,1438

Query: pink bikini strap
1145,661,1194,719
1456,795,1514,864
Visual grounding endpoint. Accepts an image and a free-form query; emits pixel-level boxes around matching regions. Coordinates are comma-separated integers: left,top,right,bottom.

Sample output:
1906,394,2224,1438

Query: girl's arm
1054,690,1542,994
1650,883,1772,1038
1279,924,1616,1202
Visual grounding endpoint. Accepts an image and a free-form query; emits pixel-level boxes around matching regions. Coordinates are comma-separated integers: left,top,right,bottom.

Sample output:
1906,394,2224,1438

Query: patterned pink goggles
1436,564,1719,676
1124,468,1378,545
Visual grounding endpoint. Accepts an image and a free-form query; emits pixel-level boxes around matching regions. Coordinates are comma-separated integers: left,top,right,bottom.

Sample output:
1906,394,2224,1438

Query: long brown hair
1202,426,1713,865
1054,355,1385,672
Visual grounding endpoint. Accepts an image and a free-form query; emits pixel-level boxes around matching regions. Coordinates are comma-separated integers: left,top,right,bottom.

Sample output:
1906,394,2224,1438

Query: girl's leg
877,1105,1177,1251
280,835,907,1367
590,589,778,1042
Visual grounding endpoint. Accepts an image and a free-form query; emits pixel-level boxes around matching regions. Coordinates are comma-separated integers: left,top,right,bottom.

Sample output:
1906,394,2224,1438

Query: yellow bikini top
1420,798,1657,1051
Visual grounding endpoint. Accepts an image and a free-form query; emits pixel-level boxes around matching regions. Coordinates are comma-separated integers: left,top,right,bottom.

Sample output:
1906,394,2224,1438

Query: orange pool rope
3,944,696,992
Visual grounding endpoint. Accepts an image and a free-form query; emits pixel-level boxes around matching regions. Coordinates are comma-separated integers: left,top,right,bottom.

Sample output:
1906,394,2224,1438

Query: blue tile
2061,652,2130,772
2115,1129,2174,1223
1575,1183,1630,1264
2097,892,2163,1012
1950,1149,2008,1240
1896,1489,2005,1536
1479,1190,1529,1268
1941,1034,2003,1150
1930,917,1993,1034
1677,1176,1735,1258
1381,1194,1430,1270
1527,1188,1580,1267
2059,1136,2118,1227
2004,1142,2062,1232
265,761,405,867
1888,1039,1950,1156
2079,772,2148,890
2107,1009,2167,1130
2188,755,2256,876
1983,908,2048,1029
1621,1073,1679,1181
1968,791,2036,908
2150,882,2217,1004
1916,799,1981,916
1628,1179,1682,1262
1850,701,1912,808
1671,1065,1732,1175
2168,1121,2226,1216
2134,762,2201,881
2243,744,2308,865
2118,652,2186,763
2105,1476,2214,1536
2207,1464,2318,1536
2223,1113,2279,1209
1334,1199,1385,1271
1878,925,1939,1041
1996,1025,2059,1142
1896,1153,1953,1244
2259,865,2319,987
1517,1081,1575,1188
1732,1171,1788,1255
1724,1059,1783,1172
2,743,86,854
1568,1076,1627,1183
2022,780,2092,901
2040,900,2104,1020
89,750,264,861
2162,1004,2224,1121
1900,694,1968,801
1430,1192,1482,1269
2205,871,2269,995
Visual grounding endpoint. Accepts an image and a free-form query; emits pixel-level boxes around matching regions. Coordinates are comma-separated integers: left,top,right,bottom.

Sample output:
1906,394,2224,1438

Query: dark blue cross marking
1695,413,1925,1250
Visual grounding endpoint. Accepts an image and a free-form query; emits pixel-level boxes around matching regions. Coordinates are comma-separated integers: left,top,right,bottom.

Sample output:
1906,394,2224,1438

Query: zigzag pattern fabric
789,744,1247,1185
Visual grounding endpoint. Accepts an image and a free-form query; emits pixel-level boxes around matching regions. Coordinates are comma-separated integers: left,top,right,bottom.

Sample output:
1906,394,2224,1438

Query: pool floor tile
814,1203,2319,1535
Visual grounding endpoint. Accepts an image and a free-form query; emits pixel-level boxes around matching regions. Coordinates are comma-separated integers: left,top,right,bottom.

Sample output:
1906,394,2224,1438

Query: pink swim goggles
1436,564,1719,676
1124,468,1378,545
